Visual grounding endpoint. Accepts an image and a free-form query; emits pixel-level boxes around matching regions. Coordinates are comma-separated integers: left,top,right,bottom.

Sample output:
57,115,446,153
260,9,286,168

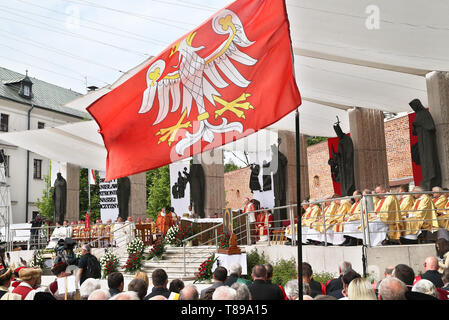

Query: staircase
120,245,220,281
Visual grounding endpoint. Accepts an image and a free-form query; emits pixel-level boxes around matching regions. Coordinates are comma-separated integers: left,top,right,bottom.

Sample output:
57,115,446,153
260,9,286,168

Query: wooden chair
135,224,154,246
272,228,286,245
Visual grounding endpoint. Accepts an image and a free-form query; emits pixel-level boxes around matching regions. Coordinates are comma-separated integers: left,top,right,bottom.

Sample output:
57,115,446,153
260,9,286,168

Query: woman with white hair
80,278,101,300
284,279,299,300
412,279,439,299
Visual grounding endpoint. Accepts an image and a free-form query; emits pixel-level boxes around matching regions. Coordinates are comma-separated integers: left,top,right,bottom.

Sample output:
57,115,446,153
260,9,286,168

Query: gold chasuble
345,200,361,222
404,194,439,236
302,204,321,227
332,200,351,232
434,195,449,228
399,195,415,220
315,201,339,233
306,205,322,229
377,195,402,240
439,201,449,229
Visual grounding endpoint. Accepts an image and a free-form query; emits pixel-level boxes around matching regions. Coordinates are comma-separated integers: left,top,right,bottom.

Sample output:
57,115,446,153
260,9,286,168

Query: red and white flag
87,0,301,180
88,168,97,185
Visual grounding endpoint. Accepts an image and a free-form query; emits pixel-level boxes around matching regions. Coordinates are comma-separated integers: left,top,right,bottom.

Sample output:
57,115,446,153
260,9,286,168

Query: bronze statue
189,163,205,218
249,163,262,193
267,139,288,228
117,176,131,220
410,98,442,191
52,173,67,225
328,118,355,196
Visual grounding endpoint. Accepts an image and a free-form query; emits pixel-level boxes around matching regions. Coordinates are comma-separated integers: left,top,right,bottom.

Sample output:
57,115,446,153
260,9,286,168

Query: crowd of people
1,236,448,300
284,184,449,247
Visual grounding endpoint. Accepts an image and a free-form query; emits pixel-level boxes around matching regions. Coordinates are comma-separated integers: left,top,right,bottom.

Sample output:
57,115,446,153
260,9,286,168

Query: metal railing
300,191,449,248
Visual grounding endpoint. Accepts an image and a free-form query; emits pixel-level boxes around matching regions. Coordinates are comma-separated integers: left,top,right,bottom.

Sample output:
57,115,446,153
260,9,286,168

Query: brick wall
224,115,414,204
307,141,334,200
384,115,413,182
224,166,252,210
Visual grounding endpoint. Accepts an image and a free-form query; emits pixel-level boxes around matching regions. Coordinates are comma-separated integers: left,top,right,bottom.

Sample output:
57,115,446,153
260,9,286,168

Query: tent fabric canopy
0,0,446,170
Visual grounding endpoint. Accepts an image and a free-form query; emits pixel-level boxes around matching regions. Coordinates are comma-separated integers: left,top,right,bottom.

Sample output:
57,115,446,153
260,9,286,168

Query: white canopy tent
0,0,446,170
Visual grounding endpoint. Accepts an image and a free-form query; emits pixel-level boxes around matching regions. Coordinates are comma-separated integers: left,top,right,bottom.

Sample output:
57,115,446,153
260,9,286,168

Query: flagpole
88,170,91,243
295,108,303,301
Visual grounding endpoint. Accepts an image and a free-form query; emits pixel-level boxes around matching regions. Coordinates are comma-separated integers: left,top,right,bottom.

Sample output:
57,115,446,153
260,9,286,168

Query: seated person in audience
247,265,284,300
347,277,377,300
199,267,227,299
392,264,415,291
441,268,449,292
372,265,394,297
402,187,439,244
339,270,361,300
414,256,444,288
301,262,325,298
224,263,251,286
326,261,353,296
377,277,407,300
411,279,439,300
144,269,170,300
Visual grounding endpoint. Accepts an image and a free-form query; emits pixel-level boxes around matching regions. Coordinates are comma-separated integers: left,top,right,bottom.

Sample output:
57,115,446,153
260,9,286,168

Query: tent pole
295,108,303,300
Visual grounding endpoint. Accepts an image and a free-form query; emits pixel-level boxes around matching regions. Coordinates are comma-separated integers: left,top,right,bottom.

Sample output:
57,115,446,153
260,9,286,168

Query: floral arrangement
165,224,194,247
127,238,146,256
122,238,146,273
165,225,180,246
194,253,217,283
100,249,120,278
176,224,194,244
217,232,230,249
148,237,165,260
29,250,45,269
122,252,143,273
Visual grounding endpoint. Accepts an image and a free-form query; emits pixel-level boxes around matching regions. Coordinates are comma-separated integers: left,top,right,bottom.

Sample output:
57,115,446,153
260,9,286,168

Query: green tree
224,160,240,173
79,168,100,222
35,175,54,222
307,136,327,146
146,165,171,220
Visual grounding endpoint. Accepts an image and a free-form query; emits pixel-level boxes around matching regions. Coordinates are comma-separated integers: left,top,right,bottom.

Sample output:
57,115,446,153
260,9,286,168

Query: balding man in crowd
326,261,352,297
418,256,444,288
179,284,199,300
378,277,407,300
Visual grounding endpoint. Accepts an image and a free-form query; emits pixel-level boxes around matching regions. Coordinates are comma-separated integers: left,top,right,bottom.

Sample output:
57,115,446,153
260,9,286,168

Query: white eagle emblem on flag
138,9,258,155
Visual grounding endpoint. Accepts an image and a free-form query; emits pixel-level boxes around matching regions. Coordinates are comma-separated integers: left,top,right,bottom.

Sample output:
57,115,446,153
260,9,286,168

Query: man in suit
264,263,287,299
247,265,284,300
200,267,227,299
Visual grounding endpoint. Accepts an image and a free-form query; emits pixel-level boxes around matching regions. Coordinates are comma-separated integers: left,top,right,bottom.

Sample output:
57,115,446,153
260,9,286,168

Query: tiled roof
0,67,89,119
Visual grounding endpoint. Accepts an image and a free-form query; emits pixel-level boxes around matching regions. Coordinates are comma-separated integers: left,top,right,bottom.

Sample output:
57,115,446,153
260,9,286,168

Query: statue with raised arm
328,117,355,196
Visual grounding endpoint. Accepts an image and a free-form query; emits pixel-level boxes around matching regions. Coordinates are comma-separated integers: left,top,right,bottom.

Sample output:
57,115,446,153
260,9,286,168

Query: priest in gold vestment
432,187,449,229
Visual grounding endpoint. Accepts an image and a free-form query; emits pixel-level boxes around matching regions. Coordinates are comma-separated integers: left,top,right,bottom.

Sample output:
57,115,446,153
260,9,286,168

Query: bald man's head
424,257,438,271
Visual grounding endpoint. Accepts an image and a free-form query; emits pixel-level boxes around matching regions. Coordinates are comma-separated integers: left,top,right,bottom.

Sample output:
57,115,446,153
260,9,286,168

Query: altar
180,218,223,246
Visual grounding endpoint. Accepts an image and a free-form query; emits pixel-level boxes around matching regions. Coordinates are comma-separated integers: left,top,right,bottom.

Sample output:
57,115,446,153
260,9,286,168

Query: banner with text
99,171,119,222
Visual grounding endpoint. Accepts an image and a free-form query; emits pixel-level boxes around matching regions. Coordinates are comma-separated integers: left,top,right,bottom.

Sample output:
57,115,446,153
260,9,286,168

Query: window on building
33,159,42,179
37,122,45,129
0,114,9,132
